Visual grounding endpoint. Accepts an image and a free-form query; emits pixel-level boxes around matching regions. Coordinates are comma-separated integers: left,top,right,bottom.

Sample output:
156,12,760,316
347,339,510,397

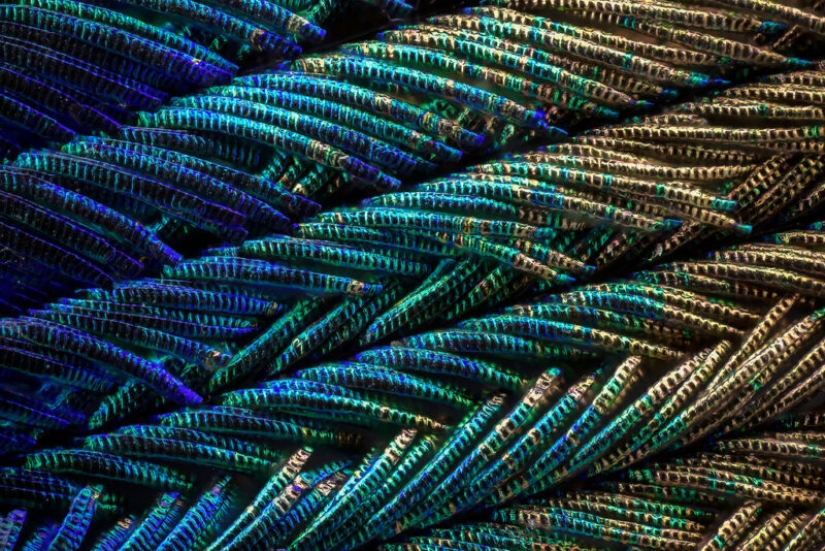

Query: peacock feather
2,0,825,549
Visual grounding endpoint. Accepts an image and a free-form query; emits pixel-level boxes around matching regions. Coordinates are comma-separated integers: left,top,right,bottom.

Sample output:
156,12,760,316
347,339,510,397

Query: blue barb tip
735,224,753,236
663,219,683,231
555,273,577,285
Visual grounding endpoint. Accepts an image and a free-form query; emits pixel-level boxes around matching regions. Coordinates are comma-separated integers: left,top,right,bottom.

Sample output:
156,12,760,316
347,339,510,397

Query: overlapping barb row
0,0,427,158
3,0,825,550
6,0,825,311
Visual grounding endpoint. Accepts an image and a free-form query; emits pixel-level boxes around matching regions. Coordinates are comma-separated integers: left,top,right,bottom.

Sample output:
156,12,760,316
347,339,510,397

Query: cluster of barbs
3,0,825,550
